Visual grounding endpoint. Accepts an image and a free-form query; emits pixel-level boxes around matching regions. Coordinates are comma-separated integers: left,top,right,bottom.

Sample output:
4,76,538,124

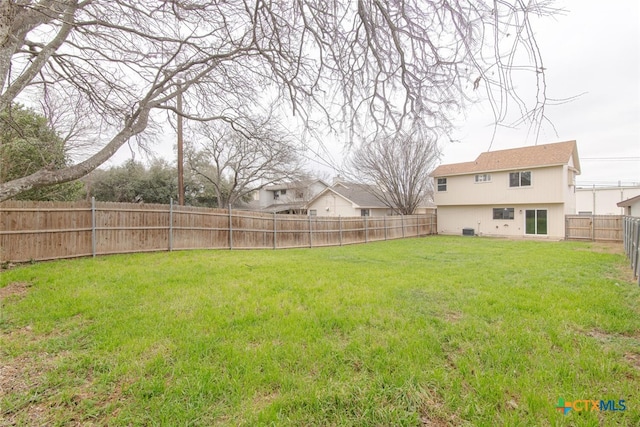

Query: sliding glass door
525,209,547,235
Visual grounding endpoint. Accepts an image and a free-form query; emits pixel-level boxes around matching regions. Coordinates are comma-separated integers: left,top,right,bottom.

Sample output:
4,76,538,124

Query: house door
525,209,547,235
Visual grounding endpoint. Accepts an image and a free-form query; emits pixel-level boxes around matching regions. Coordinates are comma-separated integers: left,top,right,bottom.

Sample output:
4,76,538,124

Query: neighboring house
305,181,436,217
430,140,581,239
617,195,640,217
249,179,329,214
576,184,640,215
306,182,393,217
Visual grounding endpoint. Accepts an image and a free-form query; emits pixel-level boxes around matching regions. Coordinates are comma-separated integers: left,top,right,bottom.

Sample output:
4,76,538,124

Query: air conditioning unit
462,228,474,236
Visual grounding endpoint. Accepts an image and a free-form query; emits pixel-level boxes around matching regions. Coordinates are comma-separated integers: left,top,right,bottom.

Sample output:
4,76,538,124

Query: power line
581,157,640,161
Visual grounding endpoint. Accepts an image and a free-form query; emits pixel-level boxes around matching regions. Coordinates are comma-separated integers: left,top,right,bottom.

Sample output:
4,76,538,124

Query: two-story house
250,179,330,214
430,140,581,239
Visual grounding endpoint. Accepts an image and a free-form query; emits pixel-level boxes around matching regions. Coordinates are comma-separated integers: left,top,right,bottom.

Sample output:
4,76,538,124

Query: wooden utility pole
176,83,185,205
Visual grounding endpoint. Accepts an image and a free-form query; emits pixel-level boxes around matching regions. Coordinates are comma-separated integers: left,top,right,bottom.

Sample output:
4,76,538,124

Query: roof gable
306,183,389,209
617,194,640,207
431,140,580,177
331,183,387,208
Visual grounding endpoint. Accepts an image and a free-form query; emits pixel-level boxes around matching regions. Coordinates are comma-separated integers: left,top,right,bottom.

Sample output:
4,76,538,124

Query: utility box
462,228,474,236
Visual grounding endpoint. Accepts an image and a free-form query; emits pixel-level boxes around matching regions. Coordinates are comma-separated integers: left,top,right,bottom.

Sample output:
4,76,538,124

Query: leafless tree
351,129,439,215
186,119,303,208
0,0,557,200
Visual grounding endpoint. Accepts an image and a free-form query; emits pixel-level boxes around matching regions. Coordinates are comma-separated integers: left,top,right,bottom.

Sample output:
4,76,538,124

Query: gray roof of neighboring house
263,179,330,191
308,182,435,210
259,202,307,213
329,183,388,208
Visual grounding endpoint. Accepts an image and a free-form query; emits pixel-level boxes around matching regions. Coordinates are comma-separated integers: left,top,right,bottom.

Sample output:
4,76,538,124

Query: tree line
1,104,304,207
1,1,558,212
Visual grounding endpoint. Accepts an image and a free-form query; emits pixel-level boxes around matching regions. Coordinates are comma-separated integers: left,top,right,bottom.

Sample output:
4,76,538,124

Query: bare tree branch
0,0,558,200
351,127,439,215
186,117,304,208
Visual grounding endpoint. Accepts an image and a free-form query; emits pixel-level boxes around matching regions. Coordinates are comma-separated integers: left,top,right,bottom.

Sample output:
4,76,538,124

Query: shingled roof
330,183,387,208
431,140,580,177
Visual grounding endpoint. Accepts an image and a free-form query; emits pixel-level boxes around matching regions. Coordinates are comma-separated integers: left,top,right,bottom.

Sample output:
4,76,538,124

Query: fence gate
565,215,623,242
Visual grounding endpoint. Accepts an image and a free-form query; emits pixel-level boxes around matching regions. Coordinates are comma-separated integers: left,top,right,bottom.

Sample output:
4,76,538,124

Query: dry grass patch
0,282,31,300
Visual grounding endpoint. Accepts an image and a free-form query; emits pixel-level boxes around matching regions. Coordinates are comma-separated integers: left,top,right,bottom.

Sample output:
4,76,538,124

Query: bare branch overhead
1,0,556,200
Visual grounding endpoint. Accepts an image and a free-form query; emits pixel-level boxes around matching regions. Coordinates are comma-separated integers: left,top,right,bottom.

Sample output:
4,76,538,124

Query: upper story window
295,190,304,199
361,209,370,217
280,189,287,195
273,191,279,200
437,178,447,192
509,171,531,187
475,174,491,183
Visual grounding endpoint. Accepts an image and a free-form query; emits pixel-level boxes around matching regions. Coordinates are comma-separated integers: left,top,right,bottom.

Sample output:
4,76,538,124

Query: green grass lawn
1,236,639,426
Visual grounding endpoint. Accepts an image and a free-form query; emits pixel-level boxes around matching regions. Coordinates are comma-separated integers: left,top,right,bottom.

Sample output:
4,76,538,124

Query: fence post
273,212,277,249
339,216,343,246
432,213,436,235
91,197,96,257
169,198,173,251
364,216,368,243
308,214,313,248
631,219,640,285
401,215,405,238
228,204,233,250
384,216,387,240
591,214,595,241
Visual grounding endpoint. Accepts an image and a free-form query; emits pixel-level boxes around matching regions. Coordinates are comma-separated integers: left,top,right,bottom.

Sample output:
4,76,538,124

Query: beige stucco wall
563,164,577,215
307,192,353,216
436,204,566,239
434,166,567,206
620,199,640,217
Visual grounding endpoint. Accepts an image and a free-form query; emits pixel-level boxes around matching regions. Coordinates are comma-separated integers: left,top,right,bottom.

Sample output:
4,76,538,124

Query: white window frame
437,178,447,192
475,174,491,183
509,171,532,188
493,207,514,220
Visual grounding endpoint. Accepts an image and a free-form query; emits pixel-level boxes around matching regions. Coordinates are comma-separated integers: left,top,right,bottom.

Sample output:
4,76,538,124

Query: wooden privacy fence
565,215,623,242
0,200,437,263
622,216,640,285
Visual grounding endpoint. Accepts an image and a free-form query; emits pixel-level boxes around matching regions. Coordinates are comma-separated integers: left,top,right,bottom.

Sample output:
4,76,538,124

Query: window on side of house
295,190,304,199
475,174,491,183
509,171,532,187
493,207,515,220
280,189,287,195
361,209,370,217
437,177,447,192
309,209,317,216
273,191,279,200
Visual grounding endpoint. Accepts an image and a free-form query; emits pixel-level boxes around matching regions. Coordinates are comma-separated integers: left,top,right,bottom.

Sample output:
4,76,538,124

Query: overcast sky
442,0,640,186
111,1,639,186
